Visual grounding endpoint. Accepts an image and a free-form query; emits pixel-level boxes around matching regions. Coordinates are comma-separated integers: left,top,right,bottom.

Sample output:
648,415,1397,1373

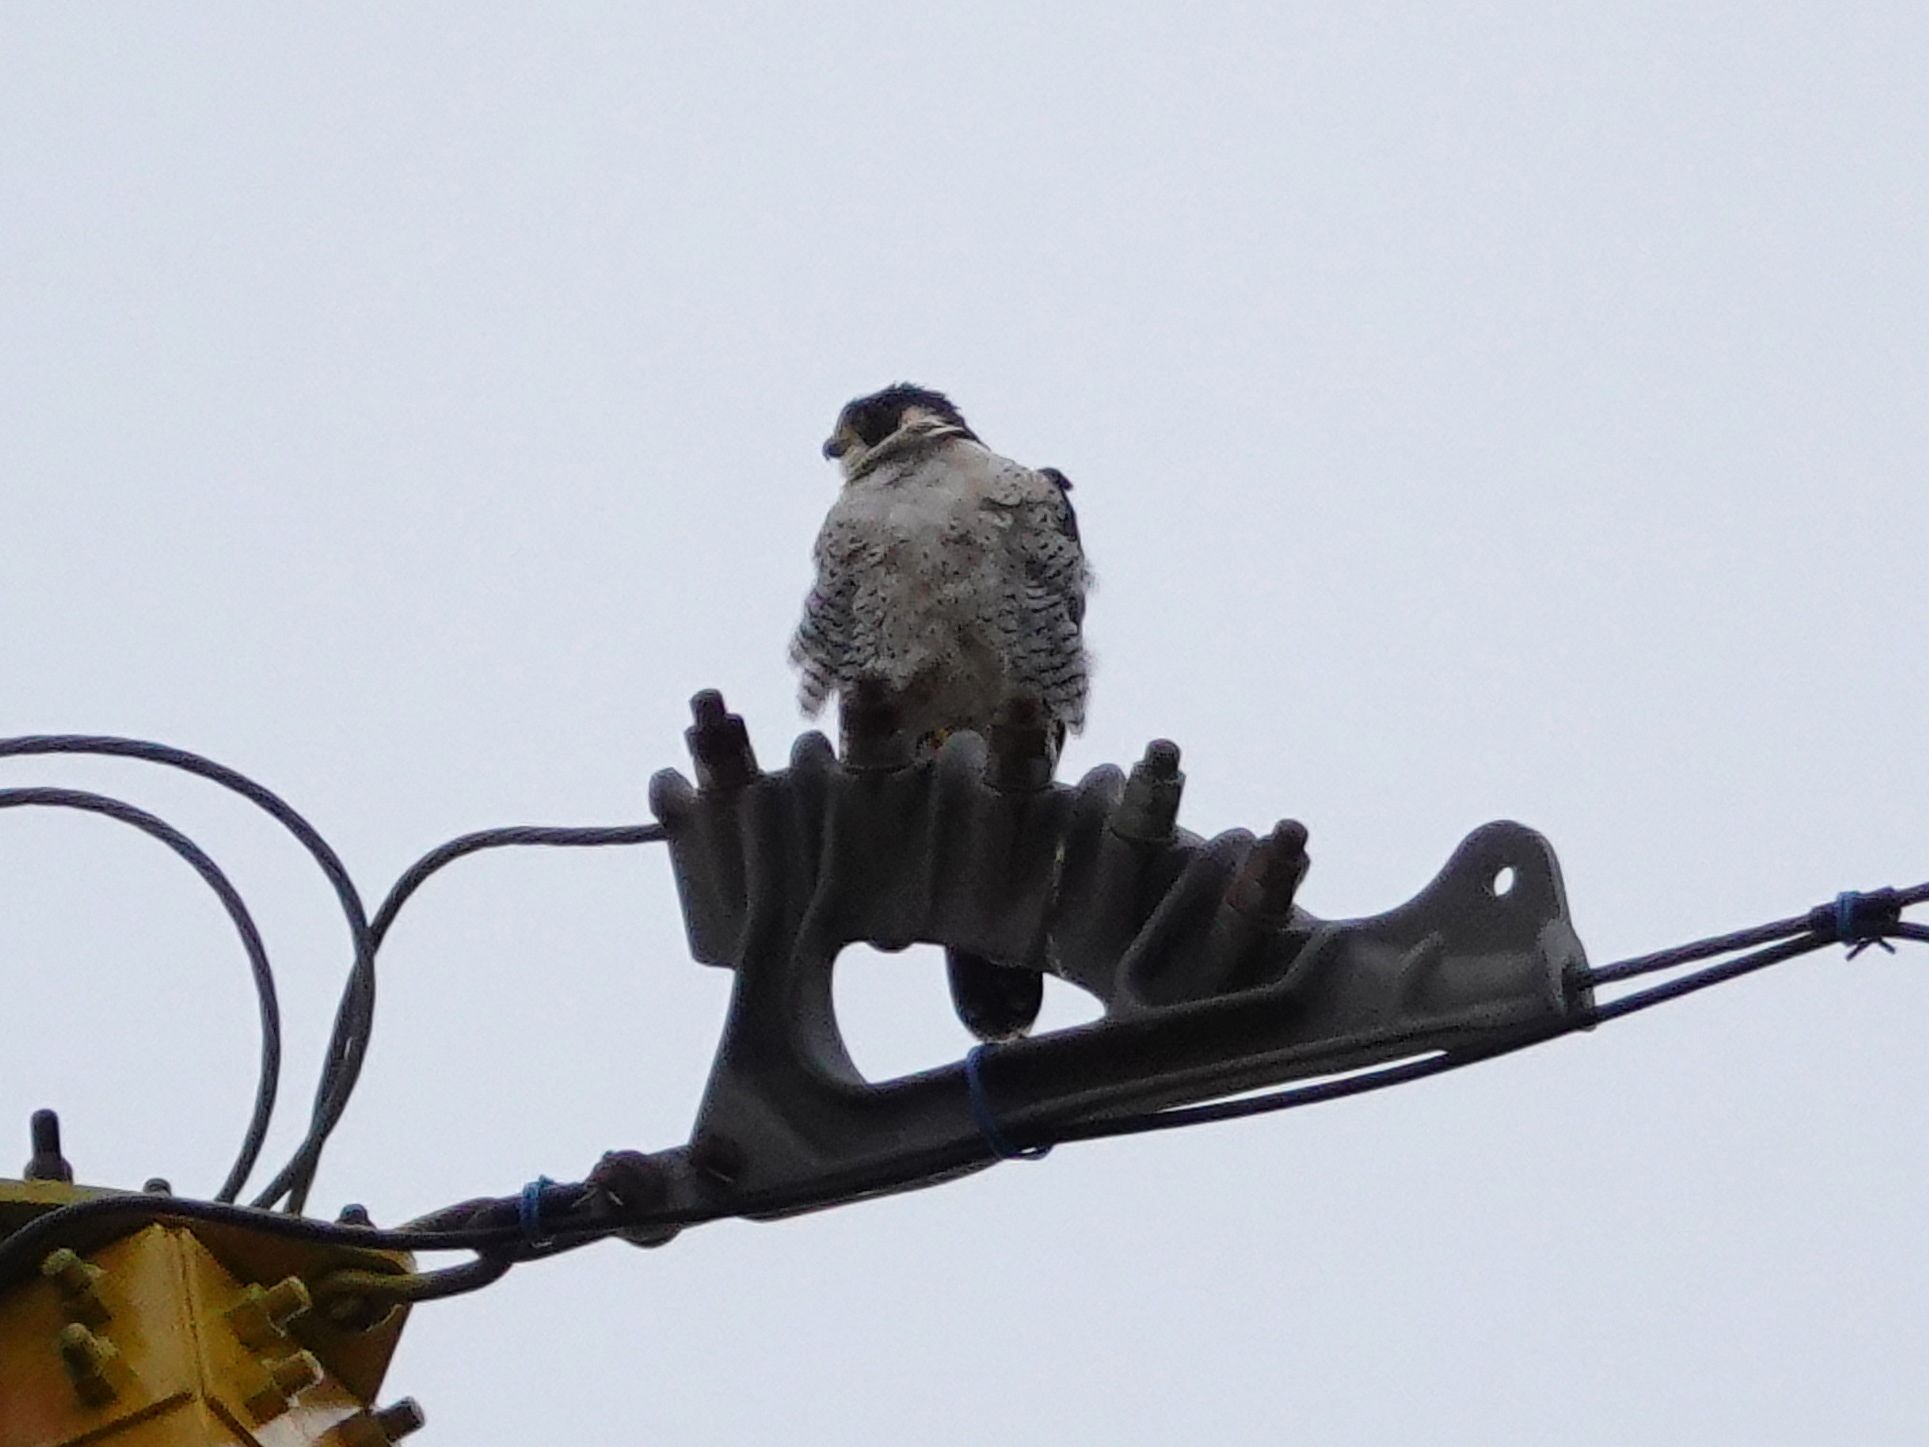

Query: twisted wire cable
0,736,376,1212
0,787,280,1203
276,821,667,1214
1045,888,1923,1149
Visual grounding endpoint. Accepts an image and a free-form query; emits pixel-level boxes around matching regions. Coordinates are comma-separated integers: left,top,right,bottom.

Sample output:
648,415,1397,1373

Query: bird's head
822,383,979,480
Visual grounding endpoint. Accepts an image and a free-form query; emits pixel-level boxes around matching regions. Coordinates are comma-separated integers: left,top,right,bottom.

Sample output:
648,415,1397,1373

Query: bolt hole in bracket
646,693,1592,1222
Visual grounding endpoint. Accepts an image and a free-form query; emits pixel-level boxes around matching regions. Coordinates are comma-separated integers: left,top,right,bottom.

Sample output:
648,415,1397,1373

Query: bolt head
268,1349,323,1395
1142,739,1181,778
375,1398,428,1440
55,1323,118,1405
57,1322,111,1370
838,682,912,772
41,1248,89,1289
25,1107,74,1182
686,691,759,789
1228,820,1311,920
262,1276,312,1327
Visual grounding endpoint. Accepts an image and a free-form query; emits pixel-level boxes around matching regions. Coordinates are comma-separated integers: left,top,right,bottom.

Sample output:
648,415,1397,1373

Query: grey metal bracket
643,693,1592,1223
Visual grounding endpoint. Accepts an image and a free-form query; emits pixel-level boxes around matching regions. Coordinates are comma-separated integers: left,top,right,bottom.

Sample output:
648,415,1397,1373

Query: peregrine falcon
790,383,1091,1040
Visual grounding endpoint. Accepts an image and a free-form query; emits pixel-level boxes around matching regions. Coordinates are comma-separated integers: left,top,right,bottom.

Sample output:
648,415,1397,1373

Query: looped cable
0,787,281,1205
313,1254,515,1326
964,1045,1051,1162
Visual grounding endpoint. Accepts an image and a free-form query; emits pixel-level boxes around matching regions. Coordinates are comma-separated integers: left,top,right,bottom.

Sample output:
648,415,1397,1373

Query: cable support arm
7,699,1925,1322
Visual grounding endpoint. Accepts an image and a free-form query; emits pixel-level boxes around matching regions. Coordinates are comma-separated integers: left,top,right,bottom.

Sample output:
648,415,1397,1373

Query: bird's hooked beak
822,435,850,461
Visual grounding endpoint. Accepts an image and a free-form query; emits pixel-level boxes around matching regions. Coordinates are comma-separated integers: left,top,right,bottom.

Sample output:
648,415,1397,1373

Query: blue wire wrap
1830,890,1899,958
964,1045,1052,1162
519,1176,557,1250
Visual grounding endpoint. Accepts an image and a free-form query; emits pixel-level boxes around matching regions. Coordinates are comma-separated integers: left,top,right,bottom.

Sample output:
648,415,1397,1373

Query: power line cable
5,735,1924,1311
0,737,375,1213
0,735,667,1215
1034,890,1922,1150
0,787,280,1204
6,888,1924,1297
370,825,668,950
264,822,667,1215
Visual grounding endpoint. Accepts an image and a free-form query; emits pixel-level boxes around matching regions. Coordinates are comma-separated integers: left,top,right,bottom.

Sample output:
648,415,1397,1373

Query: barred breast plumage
790,383,1091,1043
792,436,1089,743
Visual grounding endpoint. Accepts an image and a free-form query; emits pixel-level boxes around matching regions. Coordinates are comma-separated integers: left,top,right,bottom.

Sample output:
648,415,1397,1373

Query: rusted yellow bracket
1,1154,423,1447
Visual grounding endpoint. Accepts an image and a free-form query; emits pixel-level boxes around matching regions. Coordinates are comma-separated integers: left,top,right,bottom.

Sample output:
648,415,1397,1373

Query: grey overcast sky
3,5,1927,1443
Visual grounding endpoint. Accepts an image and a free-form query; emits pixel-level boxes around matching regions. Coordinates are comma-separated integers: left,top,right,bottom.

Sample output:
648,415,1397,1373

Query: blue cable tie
964,1044,1051,1162
519,1175,557,1250
1834,891,1897,959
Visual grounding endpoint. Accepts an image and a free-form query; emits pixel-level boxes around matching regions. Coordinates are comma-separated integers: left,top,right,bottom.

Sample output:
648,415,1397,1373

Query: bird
790,383,1091,1040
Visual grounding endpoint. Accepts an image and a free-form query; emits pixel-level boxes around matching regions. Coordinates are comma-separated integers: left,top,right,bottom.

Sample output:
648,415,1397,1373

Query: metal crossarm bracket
13,705,1927,1365
646,698,1592,1221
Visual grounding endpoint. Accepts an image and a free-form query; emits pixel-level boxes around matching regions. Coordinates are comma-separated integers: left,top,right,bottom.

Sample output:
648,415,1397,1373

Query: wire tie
964,1044,1051,1162
519,1176,557,1251
1833,890,1898,958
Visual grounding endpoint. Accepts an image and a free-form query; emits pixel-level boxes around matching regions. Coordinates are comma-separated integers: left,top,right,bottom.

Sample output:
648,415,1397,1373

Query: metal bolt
226,1276,313,1347
268,1350,321,1395
373,1399,428,1440
986,696,1054,792
686,689,759,791
1228,820,1311,921
332,1398,428,1447
41,1249,110,1327
1113,739,1186,842
143,1177,173,1195
25,1108,74,1182
56,1323,118,1406
838,677,911,772
263,1276,310,1325
246,1349,323,1423
41,1248,99,1294
336,1203,374,1227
